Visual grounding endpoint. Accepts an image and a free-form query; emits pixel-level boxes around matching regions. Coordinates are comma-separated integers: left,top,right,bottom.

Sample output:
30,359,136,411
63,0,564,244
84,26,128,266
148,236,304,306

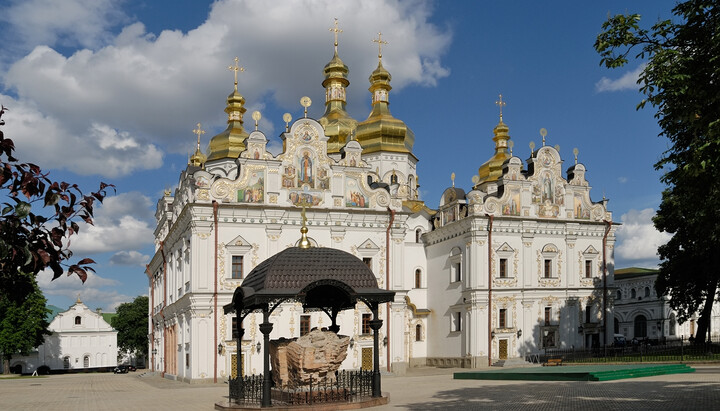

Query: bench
543,358,563,367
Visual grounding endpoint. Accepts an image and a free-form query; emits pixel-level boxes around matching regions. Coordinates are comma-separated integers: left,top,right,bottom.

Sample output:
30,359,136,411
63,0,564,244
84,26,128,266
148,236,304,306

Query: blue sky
0,0,677,312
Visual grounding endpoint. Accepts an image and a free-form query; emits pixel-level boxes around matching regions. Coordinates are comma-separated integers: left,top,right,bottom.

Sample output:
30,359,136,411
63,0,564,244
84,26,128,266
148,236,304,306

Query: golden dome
206,89,249,161
475,120,511,187
318,49,357,155
355,58,415,157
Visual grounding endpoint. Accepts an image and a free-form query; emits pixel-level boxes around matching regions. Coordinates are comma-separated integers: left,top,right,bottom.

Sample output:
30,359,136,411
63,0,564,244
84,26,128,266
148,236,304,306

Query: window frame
361,313,372,335
231,255,244,279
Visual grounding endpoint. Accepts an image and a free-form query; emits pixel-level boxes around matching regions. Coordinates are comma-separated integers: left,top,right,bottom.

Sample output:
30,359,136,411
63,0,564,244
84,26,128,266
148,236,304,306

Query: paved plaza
1,365,719,410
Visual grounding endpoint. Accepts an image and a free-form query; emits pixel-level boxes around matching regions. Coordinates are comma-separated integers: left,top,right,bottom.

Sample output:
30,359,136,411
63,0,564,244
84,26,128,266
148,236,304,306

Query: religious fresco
345,177,368,208
574,195,590,219
443,206,456,225
297,150,314,188
237,170,264,203
502,190,521,216
317,168,330,190
288,187,323,207
282,165,296,188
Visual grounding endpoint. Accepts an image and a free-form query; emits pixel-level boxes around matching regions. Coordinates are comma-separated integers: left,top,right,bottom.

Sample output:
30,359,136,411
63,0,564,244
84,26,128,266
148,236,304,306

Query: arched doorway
634,315,647,338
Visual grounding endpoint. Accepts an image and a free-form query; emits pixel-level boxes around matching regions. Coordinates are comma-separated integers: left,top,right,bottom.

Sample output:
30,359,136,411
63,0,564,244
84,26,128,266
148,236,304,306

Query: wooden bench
543,358,563,366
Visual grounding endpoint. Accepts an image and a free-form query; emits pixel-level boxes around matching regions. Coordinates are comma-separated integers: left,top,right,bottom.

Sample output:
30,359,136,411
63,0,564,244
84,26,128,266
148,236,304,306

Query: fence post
681,335,684,362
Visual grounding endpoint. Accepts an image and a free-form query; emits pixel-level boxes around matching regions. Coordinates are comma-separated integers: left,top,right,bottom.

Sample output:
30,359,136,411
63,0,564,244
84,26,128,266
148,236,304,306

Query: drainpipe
602,220,612,346
486,214,494,367
160,241,167,377
386,207,395,372
213,201,219,383
146,264,154,371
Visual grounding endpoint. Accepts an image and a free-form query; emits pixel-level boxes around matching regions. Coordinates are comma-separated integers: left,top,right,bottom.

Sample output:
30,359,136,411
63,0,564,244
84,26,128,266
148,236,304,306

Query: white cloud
618,177,628,184
595,64,646,93
38,269,132,311
615,208,672,265
0,0,124,53
110,250,151,266
1,0,451,175
69,191,155,254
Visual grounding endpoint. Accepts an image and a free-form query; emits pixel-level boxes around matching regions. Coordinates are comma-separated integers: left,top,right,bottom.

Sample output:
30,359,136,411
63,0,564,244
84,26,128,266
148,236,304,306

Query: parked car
613,334,627,347
127,365,136,372
113,365,129,374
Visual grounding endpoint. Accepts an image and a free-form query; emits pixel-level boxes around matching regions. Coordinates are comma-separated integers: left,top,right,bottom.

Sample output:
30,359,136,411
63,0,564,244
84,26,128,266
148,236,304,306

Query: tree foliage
0,106,114,303
0,273,51,374
595,1,720,342
112,296,149,356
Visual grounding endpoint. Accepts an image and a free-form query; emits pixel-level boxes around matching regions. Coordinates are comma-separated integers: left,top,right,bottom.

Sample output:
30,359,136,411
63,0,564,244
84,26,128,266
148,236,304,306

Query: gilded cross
227,57,245,91
192,123,206,150
495,94,506,122
329,18,343,52
373,32,388,59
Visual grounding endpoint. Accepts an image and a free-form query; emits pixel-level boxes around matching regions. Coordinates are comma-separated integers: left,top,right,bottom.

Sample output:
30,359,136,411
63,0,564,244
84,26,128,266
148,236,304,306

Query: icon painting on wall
345,177,368,208
298,151,314,188
237,171,264,203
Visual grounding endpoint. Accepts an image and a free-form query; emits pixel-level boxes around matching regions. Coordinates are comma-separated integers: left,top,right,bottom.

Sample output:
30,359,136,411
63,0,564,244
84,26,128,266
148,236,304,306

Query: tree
0,106,114,303
0,273,51,374
595,1,720,342
112,296,149,360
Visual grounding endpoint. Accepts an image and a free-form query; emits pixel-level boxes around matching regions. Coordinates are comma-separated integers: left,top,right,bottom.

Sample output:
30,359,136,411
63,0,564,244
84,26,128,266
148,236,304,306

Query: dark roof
226,247,394,314
615,267,659,279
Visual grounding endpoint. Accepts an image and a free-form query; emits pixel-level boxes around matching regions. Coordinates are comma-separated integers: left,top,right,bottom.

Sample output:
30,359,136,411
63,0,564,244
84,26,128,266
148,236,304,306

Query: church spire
475,94,512,188
206,57,249,161
355,32,415,157
318,18,357,155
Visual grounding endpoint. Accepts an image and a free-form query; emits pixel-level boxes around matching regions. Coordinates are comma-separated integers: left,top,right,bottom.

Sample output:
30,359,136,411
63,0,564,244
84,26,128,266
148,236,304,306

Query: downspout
213,200,219,383
386,207,395,372
146,264,154,372
160,241,167,377
602,220,612,346
486,214,494,367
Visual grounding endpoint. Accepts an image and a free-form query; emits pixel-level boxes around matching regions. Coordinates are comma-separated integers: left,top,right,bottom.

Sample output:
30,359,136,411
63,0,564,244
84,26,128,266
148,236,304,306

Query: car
127,365,136,372
113,365,129,374
613,334,627,347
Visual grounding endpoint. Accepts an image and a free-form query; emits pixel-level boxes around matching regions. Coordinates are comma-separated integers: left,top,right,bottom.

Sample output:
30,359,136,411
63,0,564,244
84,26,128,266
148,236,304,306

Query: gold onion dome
206,88,249,161
318,48,357,154
475,119,511,187
355,54,415,157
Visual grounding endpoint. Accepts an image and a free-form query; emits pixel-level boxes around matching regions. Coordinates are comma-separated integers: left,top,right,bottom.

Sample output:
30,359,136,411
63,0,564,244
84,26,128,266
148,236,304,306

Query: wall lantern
256,342,262,353
349,338,355,349
382,336,388,347
217,343,224,355
491,330,496,339
578,325,584,334
517,329,522,338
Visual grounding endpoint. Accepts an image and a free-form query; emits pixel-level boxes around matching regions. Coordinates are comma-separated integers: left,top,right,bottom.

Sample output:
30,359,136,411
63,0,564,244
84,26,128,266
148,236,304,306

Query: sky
0,0,679,312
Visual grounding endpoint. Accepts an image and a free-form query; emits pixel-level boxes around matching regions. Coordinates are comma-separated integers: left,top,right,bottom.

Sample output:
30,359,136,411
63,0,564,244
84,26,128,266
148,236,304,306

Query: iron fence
541,339,720,364
228,369,374,406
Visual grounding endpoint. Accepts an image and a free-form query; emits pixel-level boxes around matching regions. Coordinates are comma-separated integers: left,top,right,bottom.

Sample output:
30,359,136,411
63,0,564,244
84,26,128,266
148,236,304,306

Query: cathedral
147,26,616,383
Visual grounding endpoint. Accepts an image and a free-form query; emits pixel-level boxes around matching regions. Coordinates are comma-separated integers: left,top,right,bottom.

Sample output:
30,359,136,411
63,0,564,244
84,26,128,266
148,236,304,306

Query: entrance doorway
499,339,508,359
361,347,373,371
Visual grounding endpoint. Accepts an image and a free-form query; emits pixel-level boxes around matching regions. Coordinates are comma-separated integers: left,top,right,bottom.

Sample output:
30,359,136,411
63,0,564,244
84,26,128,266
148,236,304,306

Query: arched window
83,355,89,368
631,289,636,299
63,357,70,369
415,229,422,243
644,287,650,297
669,314,676,336
634,315,647,338
74,316,82,325
415,324,422,342
415,269,422,289
616,290,622,300
614,317,620,334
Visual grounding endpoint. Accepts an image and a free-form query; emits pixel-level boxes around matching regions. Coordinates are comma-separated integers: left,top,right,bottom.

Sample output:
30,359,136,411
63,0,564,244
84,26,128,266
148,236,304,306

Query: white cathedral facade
147,36,616,383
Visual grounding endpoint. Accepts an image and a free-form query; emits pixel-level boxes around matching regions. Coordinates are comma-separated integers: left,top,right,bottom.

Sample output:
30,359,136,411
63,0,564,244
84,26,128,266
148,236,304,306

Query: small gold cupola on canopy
318,18,358,155
189,122,207,168
355,32,415,156
206,57,250,161
475,94,512,188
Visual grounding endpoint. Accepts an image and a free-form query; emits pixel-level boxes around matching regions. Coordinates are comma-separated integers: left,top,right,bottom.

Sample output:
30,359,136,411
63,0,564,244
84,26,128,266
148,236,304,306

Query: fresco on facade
574,195,590,219
297,150,314,188
237,170,264,203
317,168,330,190
443,206,456,225
282,164,296,188
289,188,322,206
502,190,521,216
345,177,368,208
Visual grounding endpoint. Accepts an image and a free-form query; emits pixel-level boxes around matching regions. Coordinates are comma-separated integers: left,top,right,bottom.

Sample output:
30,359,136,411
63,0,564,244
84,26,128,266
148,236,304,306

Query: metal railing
228,369,374,406
541,339,720,364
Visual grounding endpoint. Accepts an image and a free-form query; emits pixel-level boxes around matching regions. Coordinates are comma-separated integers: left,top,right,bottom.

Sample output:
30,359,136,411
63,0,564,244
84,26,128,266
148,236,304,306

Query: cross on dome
495,94,506,122
329,18,343,52
227,57,245,91
373,32,388,60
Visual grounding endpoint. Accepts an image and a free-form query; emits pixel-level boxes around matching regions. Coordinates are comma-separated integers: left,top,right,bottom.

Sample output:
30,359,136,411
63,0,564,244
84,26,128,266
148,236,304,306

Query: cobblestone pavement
1,366,718,410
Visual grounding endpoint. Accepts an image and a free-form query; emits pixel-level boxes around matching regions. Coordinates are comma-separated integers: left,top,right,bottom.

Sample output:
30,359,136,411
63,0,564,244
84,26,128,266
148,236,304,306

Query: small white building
9,298,118,374
614,267,720,341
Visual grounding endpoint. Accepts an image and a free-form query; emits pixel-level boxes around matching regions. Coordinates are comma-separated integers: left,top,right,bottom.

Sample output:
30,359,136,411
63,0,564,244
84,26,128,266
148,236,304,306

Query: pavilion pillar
235,326,244,401
369,304,383,398
260,309,273,407
329,307,340,334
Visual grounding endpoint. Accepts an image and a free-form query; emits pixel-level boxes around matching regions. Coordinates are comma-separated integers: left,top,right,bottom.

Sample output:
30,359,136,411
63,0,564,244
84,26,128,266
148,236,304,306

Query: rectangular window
300,315,310,336
499,309,507,328
544,259,552,278
363,257,372,270
362,313,372,335
455,262,462,282
452,312,462,332
585,260,592,278
499,258,507,278
232,256,244,279
586,305,592,324
186,353,190,368
544,307,551,326
415,269,422,289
